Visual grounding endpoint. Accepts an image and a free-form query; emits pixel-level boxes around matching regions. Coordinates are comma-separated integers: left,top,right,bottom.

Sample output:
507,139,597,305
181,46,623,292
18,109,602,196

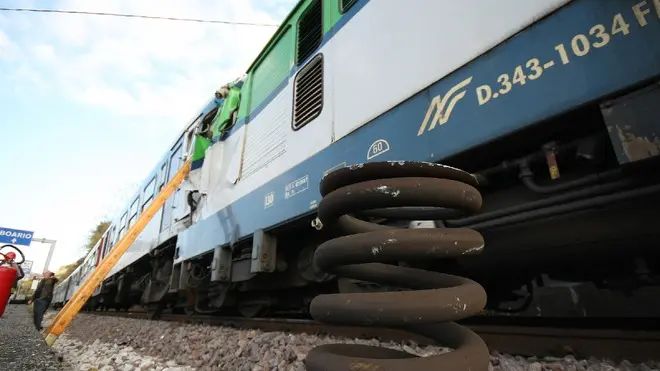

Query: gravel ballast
53,334,194,371
0,304,64,371
44,311,660,371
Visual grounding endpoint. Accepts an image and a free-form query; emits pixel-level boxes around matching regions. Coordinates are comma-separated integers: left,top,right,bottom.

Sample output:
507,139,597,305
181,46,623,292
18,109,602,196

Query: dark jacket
32,277,58,301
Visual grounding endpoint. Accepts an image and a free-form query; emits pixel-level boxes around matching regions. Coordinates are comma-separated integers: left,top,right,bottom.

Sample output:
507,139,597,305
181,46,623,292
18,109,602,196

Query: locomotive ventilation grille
293,54,323,130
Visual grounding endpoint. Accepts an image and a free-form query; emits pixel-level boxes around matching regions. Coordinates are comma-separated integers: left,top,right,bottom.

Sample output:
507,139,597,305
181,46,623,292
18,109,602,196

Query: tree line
52,220,111,281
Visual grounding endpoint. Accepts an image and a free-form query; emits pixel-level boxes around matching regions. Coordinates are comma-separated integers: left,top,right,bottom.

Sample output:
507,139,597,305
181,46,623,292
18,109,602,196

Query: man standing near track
28,270,58,331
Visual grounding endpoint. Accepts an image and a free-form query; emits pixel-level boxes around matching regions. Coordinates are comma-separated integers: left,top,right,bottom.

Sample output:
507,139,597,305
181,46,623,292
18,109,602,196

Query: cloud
9,64,44,88
0,28,18,59
0,0,296,269
30,43,56,62
2,0,294,127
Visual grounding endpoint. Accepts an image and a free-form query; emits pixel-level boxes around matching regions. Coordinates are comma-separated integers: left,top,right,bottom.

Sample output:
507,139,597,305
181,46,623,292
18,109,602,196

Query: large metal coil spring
304,161,490,371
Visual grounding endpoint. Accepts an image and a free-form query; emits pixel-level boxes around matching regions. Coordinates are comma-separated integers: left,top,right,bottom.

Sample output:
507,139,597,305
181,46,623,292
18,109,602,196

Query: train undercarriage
89,81,660,324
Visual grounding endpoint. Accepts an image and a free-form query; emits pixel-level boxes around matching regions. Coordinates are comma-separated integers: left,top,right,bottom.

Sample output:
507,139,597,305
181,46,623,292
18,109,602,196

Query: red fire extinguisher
0,244,25,317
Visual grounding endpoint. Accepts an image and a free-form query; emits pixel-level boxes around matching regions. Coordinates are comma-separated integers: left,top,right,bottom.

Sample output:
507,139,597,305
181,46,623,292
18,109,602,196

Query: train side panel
179,0,660,259
167,0,660,317
190,0,571,228
56,0,660,317
330,0,570,141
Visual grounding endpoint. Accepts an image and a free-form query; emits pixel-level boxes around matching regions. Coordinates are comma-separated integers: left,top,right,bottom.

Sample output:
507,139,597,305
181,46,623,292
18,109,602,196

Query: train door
92,237,105,297
96,235,105,266
160,138,184,232
103,226,113,257
98,227,114,294
63,277,72,303
171,129,196,223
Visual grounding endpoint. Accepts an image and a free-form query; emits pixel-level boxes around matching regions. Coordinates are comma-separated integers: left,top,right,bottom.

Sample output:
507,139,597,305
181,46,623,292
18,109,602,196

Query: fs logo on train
417,77,473,136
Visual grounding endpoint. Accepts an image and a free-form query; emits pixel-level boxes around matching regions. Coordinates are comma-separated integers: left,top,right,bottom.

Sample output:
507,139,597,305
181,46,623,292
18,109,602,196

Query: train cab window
296,0,322,65
128,196,139,228
142,177,156,212
185,129,196,154
339,0,358,13
200,105,220,138
214,78,244,138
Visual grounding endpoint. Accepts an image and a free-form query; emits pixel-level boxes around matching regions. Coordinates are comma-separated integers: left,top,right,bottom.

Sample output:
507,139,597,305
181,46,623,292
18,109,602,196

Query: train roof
245,0,305,73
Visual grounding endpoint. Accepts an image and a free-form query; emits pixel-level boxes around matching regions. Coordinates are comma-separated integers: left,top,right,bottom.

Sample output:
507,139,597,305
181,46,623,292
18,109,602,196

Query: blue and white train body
54,0,660,319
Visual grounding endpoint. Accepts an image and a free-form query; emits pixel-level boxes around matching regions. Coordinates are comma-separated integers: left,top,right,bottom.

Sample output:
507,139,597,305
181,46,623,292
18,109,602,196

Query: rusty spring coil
304,161,490,371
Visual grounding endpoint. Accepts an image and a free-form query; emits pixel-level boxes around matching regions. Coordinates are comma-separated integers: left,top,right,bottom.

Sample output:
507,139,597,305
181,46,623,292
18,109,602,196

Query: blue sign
0,226,34,246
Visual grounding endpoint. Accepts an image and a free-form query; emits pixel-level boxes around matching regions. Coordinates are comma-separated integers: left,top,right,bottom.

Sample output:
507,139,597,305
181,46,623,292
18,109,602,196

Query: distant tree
50,220,111,283
84,220,111,253
18,279,33,296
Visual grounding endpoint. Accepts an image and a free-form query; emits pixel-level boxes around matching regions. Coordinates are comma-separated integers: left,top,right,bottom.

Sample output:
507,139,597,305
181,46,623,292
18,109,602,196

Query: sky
0,0,296,273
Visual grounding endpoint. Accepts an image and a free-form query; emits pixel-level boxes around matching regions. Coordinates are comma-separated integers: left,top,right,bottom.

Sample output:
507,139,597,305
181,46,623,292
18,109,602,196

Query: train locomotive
53,0,660,332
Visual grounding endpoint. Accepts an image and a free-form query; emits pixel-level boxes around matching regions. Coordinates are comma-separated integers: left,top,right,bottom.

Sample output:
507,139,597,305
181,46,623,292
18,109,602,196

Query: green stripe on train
233,0,347,122
192,135,210,164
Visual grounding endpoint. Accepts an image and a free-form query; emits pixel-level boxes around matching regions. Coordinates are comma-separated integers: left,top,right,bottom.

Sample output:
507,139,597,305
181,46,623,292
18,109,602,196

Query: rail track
81,310,660,363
